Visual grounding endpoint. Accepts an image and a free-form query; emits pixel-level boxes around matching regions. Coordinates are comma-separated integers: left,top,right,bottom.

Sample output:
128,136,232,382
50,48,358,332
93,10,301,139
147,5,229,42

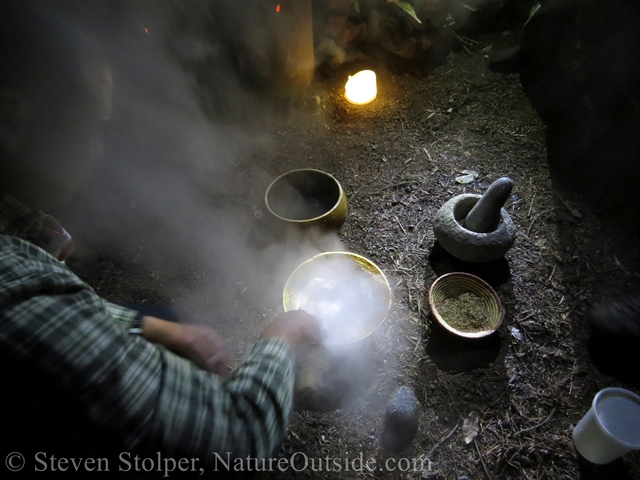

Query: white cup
572,387,640,464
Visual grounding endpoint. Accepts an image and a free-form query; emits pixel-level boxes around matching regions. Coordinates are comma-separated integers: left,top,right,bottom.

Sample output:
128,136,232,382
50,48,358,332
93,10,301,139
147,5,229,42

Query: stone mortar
433,194,516,263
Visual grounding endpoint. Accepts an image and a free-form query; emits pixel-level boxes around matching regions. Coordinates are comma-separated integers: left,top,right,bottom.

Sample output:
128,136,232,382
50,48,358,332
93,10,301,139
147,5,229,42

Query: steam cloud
55,0,347,334
48,0,404,410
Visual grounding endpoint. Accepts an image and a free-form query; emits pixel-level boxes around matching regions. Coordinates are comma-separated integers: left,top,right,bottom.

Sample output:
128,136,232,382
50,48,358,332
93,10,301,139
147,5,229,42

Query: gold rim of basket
264,168,344,224
283,251,393,345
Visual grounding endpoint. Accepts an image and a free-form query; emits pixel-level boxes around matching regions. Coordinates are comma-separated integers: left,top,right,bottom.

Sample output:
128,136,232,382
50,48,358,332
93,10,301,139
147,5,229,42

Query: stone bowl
428,272,504,338
265,169,348,231
433,193,516,263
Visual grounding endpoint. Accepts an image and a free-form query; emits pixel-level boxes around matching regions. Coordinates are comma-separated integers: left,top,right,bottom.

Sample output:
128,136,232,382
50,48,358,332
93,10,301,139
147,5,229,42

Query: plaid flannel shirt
0,189,295,465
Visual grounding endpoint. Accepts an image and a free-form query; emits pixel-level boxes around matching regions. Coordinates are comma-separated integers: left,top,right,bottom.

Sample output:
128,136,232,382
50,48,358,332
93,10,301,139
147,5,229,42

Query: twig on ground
367,180,420,196
527,208,557,236
461,43,473,56
349,185,364,202
454,34,474,55
427,422,459,458
510,407,556,438
548,265,557,282
474,439,492,480
413,215,430,230
528,193,536,217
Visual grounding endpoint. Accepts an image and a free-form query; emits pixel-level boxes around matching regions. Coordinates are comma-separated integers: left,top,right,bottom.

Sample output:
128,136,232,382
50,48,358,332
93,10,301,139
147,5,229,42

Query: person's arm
0,237,318,463
104,302,233,376
104,300,139,328
142,315,233,375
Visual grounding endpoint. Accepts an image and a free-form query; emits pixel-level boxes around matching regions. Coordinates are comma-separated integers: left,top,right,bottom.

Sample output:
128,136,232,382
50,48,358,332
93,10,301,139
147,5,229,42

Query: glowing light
345,70,377,105
143,27,149,34
275,4,281,13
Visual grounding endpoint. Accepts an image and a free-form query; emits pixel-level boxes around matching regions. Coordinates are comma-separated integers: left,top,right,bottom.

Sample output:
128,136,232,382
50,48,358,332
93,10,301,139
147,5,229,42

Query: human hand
259,310,322,346
141,316,231,376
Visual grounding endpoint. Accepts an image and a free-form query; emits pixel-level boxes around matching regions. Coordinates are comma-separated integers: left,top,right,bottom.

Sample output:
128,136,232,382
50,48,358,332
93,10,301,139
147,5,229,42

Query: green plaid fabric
0,190,295,464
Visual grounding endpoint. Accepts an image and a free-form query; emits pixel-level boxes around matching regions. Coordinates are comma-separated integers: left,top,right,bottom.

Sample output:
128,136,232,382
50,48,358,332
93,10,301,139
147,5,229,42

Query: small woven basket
428,272,504,338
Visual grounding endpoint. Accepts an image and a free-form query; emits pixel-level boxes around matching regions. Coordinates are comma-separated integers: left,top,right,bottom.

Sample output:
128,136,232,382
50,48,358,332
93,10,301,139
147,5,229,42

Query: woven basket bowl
428,272,504,338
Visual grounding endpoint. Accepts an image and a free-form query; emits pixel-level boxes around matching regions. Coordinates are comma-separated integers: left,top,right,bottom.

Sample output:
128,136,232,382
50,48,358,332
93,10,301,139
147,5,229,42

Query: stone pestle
464,177,513,233
380,386,420,453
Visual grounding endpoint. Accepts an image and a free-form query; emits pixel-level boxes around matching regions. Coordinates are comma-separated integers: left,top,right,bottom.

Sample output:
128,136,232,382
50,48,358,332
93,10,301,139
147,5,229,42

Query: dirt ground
66,24,640,480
